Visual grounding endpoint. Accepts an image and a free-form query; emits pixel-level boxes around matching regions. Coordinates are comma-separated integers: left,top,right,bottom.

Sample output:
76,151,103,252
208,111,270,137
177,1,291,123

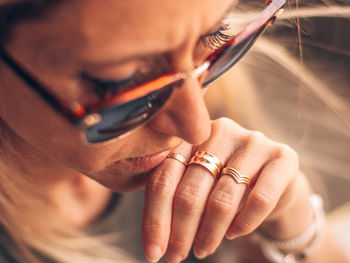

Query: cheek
7,118,112,174
11,117,125,175
0,80,126,173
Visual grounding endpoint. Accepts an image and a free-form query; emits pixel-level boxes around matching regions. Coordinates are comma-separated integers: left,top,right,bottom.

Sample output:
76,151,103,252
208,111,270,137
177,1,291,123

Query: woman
0,0,348,262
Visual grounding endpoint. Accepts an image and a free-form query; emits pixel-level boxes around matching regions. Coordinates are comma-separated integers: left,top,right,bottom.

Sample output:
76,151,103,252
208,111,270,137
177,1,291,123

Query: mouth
124,149,172,171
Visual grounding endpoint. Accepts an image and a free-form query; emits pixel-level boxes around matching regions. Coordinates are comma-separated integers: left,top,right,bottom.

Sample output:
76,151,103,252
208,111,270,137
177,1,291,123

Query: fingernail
194,248,208,259
225,233,237,240
145,244,162,263
166,252,182,263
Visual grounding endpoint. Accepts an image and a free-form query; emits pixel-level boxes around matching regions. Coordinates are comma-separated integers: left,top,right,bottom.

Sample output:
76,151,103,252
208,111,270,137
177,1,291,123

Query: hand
142,118,309,263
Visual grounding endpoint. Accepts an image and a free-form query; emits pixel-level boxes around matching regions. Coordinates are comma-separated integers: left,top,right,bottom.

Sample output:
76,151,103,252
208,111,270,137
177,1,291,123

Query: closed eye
80,55,172,100
200,23,235,50
81,71,145,99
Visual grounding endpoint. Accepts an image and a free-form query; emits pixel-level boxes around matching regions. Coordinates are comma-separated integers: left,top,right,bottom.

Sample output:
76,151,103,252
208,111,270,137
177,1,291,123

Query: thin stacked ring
221,167,251,186
167,151,250,187
166,152,188,166
188,151,223,179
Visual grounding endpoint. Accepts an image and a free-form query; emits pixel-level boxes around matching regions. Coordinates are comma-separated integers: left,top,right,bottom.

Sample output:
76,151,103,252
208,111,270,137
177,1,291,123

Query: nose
147,76,211,145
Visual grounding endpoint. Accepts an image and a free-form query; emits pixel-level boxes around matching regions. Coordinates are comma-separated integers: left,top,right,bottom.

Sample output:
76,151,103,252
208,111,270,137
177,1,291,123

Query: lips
125,149,171,171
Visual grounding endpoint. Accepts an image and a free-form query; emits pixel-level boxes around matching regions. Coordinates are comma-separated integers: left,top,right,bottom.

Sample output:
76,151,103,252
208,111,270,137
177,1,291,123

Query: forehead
7,0,235,72
65,0,235,62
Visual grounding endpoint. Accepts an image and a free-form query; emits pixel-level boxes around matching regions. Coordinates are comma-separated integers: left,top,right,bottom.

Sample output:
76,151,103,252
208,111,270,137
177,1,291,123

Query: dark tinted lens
85,84,175,143
203,24,267,86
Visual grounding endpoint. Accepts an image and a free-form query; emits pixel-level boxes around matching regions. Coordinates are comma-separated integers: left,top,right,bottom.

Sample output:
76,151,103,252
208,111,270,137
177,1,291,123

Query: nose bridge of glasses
177,60,211,82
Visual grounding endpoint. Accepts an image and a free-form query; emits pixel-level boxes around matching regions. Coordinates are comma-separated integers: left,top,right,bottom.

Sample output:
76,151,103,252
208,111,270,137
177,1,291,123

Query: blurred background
206,0,350,258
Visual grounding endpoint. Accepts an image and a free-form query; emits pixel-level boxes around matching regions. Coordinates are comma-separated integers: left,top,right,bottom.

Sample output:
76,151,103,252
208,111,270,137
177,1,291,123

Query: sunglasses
0,0,285,144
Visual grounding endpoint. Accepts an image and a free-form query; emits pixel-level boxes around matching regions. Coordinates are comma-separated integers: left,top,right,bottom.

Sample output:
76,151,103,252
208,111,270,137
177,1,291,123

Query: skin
0,0,222,190
0,0,347,262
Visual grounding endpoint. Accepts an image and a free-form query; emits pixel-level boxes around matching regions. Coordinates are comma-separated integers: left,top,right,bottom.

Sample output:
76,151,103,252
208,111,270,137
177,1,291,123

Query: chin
121,170,151,192
94,169,152,193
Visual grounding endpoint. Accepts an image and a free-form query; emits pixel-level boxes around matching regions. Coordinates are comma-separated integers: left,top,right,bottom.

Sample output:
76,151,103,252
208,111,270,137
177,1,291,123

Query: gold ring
166,152,187,166
221,167,251,186
188,151,223,179
194,151,224,170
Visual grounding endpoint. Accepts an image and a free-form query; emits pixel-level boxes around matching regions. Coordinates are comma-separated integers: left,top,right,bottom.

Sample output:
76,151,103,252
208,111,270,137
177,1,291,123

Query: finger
142,142,192,263
226,145,298,239
165,119,243,262
193,132,273,258
165,156,217,263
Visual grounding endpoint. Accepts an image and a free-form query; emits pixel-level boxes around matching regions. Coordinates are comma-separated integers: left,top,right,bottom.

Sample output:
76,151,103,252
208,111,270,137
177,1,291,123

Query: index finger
142,142,192,263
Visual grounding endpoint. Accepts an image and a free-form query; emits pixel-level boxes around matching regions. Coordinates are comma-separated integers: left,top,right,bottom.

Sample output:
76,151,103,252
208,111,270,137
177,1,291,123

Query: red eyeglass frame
0,0,285,129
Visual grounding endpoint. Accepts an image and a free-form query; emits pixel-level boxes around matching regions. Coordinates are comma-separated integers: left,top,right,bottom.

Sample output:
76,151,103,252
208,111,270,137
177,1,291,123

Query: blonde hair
0,0,349,262
207,1,350,207
0,120,134,263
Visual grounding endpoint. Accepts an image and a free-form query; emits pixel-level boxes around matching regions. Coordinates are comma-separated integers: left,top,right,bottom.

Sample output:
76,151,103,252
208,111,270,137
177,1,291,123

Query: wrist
253,194,325,263
260,174,314,241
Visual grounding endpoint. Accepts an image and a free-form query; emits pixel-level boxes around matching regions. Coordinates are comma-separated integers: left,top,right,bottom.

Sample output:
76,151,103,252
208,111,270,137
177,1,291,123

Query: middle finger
192,134,272,258
165,149,226,263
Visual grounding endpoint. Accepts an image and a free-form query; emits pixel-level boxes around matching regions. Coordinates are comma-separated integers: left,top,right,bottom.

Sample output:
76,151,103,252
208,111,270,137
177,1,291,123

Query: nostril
147,76,211,144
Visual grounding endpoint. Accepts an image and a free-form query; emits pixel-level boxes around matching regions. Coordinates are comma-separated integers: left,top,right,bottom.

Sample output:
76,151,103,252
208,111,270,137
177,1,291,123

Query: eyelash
201,24,234,50
81,70,146,99
84,24,234,99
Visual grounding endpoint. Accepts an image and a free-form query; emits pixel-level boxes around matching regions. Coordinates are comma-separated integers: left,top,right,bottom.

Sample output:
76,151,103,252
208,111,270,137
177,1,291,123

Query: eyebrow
82,0,238,68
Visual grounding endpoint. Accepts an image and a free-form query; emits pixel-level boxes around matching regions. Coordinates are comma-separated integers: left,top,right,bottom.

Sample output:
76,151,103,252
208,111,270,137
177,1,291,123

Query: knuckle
175,184,203,214
245,130,266,145
210,118,245,147
147,169,174,196
213,117,233,127
208,189,235,215
211,118,235,135
275,144,298,160
271,144,299,181
250,190,275,211
143,220,164,237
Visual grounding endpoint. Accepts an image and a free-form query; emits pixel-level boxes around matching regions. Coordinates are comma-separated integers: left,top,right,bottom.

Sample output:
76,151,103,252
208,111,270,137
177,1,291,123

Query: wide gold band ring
188,151,223,179
166,152,188,166
221,167,251,186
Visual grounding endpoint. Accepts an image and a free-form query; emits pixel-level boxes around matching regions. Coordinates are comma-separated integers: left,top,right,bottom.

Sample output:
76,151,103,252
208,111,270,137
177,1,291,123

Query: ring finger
192,133,274,259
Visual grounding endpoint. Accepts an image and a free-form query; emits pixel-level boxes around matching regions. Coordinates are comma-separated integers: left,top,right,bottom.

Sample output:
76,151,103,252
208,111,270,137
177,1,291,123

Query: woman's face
0,0,234,191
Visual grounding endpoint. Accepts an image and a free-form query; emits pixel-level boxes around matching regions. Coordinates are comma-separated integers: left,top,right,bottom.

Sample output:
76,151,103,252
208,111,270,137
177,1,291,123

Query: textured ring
188,151,223,179
221,167,251,186
194,151,223,170
166,152,188,166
